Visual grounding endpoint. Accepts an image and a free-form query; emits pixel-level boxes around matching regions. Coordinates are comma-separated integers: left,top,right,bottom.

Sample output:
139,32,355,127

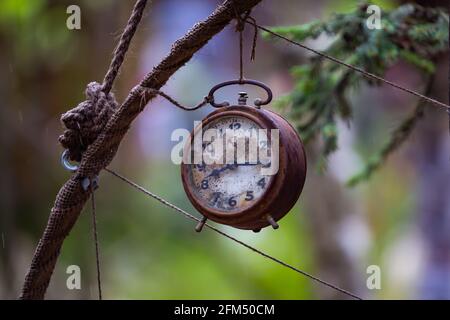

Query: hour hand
206,164,238,178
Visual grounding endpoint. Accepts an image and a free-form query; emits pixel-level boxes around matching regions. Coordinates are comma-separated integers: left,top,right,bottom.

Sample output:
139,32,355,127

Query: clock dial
187,115,273,213
181,104,307,231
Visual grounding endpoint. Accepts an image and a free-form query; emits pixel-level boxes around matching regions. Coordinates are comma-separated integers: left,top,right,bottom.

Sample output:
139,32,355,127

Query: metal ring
207,79,273,108
61,150,79,172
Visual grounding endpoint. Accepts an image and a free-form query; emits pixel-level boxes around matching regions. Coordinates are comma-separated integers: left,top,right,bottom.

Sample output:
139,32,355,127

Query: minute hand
206,162,270,178
237,161,271,167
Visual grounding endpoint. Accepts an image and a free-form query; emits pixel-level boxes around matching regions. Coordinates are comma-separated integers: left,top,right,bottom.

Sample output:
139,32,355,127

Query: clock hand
236,161,271,167
206,164,238,178
205,161,271,179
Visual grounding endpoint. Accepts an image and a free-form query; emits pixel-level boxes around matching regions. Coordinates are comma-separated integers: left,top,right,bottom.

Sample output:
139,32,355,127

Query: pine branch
263,2,448,179
347,77,433,186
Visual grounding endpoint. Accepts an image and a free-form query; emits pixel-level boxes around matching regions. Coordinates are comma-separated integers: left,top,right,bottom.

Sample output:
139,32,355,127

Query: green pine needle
263,3,448,185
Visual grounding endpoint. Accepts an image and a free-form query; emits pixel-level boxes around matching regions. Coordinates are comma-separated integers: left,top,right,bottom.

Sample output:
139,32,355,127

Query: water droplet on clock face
188,115,273,213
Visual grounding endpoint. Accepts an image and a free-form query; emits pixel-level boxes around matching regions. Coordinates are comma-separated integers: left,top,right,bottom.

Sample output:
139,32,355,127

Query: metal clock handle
207,79,273,108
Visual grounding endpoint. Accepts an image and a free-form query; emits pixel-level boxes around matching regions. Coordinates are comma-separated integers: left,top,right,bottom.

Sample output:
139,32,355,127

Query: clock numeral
228,196,237,207
229,122,241,130
257,178,266,189
245,191,254,201
211,192,221,204
201,179,209,189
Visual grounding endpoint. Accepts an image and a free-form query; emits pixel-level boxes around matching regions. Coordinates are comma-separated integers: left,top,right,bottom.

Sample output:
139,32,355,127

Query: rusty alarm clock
181,80,307,233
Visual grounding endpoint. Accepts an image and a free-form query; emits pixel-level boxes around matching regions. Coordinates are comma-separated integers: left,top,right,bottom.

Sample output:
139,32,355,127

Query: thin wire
104,168,363,300
143,87,210,111
246,19,450,113
90,181,102,300
232,3,257,80
232,4,246,81
239,27,244,81
249,16,258,61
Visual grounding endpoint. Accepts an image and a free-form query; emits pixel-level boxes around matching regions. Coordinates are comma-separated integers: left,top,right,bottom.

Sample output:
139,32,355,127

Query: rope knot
232,6,250,32
235,15,245,32
58,82,118,162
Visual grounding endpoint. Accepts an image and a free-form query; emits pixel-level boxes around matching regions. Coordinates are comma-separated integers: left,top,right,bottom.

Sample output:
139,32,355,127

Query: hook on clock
207,79,273,109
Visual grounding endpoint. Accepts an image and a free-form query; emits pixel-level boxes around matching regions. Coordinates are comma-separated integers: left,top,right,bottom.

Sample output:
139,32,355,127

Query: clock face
186,115,274,213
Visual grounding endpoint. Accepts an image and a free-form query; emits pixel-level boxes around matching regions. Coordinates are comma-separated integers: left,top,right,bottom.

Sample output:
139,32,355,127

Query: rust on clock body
181,105,307,231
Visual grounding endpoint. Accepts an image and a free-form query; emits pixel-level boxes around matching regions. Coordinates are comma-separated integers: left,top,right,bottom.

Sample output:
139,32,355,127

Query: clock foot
266,215,279,230
195,216,207,232
252,228,261,233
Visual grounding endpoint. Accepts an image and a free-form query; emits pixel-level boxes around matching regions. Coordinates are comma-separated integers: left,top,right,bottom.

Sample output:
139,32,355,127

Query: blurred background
0,0,449,299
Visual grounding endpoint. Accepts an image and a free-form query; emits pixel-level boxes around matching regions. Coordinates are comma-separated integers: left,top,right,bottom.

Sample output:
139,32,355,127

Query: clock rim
180,106,280,224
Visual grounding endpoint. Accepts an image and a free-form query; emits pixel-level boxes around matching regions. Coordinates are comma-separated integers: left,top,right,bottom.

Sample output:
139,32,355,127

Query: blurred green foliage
0,0,76,72
59,161,314,299
263,3,448,184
